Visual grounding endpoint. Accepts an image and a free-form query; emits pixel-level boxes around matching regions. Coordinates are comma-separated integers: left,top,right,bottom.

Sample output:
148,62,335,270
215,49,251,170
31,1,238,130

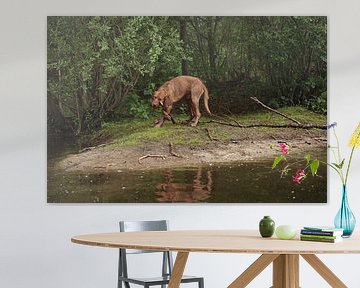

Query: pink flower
279,143,289,155
293,169,305,183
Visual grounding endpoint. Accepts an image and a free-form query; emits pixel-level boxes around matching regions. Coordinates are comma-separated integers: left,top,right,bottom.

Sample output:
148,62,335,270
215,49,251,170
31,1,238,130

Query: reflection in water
47,134,327,203
47,158,327,203
155,167,213,202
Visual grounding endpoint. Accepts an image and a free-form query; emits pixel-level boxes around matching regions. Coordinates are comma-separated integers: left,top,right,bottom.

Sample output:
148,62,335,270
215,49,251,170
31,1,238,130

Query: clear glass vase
334,185,356,237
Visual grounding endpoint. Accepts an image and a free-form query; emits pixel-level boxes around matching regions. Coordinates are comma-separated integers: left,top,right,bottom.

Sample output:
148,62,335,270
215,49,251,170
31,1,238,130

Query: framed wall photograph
47,16,327,203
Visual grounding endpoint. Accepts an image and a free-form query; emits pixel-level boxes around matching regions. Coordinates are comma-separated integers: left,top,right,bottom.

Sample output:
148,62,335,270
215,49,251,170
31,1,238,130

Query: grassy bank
92,107,326,148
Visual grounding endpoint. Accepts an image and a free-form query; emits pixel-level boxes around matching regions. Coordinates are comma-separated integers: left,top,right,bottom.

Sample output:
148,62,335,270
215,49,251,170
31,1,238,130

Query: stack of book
300,226,344,243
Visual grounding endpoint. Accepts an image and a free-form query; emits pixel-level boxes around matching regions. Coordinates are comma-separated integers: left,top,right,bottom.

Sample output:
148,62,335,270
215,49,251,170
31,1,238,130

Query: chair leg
199,278,204,288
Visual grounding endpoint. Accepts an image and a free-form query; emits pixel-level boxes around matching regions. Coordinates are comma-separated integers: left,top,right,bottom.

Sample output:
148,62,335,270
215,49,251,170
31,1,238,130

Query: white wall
1,0,360,287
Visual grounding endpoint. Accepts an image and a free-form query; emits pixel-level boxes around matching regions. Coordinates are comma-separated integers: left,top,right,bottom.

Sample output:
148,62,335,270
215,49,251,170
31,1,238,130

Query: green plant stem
345,145,356,185
319,160,345,184
333,128,342,163
332,128,345,182
330,147,339,164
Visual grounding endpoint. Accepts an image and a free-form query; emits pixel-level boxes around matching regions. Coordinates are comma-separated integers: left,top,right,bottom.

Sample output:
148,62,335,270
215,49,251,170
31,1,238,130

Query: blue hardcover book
300,227,343,236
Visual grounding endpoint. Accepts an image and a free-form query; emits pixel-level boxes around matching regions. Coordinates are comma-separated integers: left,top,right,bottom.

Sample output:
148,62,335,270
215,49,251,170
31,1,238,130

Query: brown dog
151,76,211,127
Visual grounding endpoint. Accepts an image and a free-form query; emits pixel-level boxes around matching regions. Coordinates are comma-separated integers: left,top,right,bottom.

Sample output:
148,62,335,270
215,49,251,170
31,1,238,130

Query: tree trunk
47,94,68,134
179,17,189,75
207,17,217,80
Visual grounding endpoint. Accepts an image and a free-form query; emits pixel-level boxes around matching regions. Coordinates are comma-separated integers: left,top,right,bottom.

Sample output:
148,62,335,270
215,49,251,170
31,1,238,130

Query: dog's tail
203,86,212,115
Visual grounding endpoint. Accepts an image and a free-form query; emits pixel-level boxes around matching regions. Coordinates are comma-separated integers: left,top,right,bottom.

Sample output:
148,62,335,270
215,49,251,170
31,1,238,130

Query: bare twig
79,143,113,153
205,128,219,141
220,107,243,127
139,143,184,164
138,154,166,164
314,137,327,142
223,115,243,127
250,97,302,125
168,142,183,158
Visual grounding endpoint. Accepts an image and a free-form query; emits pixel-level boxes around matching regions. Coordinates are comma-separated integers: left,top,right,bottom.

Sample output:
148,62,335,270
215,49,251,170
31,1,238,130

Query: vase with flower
330,122,360,237
272,122,360,237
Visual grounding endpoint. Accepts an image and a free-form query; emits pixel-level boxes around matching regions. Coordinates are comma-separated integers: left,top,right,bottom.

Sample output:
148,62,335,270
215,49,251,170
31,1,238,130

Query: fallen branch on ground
169,142,184,158
314,137,327,142
250,97,302,125
138,154,166,164
205,128,219,141
79,143,113,153
206,120,327,130
138,143,184,164
203,99,324,130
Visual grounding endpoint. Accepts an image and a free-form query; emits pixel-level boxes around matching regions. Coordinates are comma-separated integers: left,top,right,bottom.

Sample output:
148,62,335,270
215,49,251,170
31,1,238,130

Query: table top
71,230,360,254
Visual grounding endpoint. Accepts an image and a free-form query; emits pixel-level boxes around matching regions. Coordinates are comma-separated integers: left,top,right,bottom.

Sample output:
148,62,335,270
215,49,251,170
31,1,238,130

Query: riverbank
51,138,326,172
49,107,327,172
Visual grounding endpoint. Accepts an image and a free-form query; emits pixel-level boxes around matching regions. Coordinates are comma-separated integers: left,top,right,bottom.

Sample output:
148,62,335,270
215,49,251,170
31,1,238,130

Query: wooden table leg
228,254,279,288
288,255,299,288
272,254,299,288
168,252,189,288
301,254,347,288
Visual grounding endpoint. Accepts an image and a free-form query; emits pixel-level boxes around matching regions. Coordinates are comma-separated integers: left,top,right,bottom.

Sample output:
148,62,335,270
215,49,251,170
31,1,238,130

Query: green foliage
47,16,327,135
125,93,152,119
305,91,327,114
48,16,185,134
310,159,319,176
143,83,156,97
272,155,286,169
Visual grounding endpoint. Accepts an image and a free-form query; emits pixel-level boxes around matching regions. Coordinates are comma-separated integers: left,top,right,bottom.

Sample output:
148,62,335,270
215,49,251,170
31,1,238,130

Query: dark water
47,161,327,203
47,135,79,159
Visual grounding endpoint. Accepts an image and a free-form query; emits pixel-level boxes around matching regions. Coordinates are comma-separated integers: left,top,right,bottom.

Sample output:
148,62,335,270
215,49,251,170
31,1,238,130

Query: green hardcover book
300,234,340,240
300,236,342,243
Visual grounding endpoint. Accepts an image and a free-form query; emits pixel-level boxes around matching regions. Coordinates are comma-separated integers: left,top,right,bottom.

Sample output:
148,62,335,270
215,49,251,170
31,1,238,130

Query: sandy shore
50,137,326,172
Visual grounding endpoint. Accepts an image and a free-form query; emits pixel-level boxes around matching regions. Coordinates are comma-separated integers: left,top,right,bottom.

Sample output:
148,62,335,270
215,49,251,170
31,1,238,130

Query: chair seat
119,274,203,286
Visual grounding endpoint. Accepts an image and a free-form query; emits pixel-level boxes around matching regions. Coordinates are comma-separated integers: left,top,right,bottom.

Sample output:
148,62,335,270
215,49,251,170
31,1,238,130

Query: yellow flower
349,122,360,147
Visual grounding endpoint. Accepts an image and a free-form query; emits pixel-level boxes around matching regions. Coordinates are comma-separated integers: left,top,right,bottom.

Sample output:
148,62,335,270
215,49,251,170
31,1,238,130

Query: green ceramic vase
259,216,275,237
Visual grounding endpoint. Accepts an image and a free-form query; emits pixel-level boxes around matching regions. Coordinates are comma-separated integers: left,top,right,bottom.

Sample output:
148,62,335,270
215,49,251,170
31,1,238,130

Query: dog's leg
186,97,195,123
163,111,176,124
190,91,201,127
155,99,175,127
163,97,176,124
154,116,165,128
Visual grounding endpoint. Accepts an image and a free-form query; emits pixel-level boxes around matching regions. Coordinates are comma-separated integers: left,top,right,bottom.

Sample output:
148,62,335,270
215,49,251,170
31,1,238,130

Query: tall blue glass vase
334,185,356,237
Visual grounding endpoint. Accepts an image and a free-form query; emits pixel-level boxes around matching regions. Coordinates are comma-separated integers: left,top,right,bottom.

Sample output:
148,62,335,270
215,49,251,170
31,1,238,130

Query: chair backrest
120,220,168,232
118,220,174,282
119,220,169,254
